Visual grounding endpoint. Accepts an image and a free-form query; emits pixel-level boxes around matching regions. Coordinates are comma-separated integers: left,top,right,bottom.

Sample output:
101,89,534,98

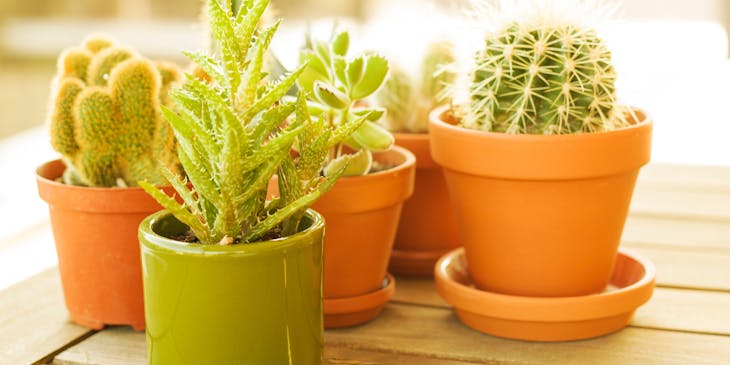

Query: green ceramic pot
139,209,324,365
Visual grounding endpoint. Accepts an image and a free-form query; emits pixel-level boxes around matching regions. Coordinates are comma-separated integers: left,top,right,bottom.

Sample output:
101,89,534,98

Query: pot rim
428,105,653,180
428,105,652,141
36,159,156,193
139,208,325,257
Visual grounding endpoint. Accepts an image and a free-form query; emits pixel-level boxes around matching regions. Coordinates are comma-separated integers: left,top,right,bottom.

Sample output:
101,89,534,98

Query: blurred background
0,0,729,289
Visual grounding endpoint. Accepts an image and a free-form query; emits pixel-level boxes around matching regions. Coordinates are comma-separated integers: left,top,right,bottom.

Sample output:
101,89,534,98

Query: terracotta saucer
389,248,451,277
435,248,656,342
324,274,395,329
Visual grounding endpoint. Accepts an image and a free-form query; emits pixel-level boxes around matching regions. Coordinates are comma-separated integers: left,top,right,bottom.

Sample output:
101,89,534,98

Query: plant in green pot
138,0,349,363
293,30,416,327
375,40,461,276
430,0,656,341
35,34,182,330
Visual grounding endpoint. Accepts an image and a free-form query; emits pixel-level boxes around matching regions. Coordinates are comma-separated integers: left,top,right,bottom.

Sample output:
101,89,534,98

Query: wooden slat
625,245,730,291
623,215,730,250
638,164,730,193
634,288,730,336
52,328,480,365
52,303,730,365
630,188,730,221
0,269,93,365
326,304,730,365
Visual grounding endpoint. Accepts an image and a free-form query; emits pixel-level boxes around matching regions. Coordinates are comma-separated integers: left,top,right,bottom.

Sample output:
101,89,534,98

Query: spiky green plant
140,0,342,245
377,40,456,133
462,1,630,135
48,35,182,187
297,29,393,176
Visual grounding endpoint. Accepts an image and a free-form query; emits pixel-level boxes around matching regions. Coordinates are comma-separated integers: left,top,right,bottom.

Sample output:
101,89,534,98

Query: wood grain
638,164,730,193
52,327,483,365
0,268,93,365
52,303,730,365
623,215,730,250
630,188,730,222
626,245,730,291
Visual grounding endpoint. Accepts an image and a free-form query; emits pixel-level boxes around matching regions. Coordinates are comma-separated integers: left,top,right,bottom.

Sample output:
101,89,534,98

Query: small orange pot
313,146,415,327
36,159,172,330
429,107,653,297
390,133,460,276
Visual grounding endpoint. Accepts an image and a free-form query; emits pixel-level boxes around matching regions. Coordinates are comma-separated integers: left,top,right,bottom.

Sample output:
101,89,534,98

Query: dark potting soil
170,227,284,245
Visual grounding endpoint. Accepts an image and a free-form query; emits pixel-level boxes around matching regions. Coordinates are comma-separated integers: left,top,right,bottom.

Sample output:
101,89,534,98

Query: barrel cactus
49,35,182,187
378,40,456,133
462,0,630,135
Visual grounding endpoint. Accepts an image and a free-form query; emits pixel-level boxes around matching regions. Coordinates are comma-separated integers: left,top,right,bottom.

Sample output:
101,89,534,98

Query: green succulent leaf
323,148,371,177
351,54,389,99
313,81,349,109
345,56,364,88
332,31,349,56
351,120,394,151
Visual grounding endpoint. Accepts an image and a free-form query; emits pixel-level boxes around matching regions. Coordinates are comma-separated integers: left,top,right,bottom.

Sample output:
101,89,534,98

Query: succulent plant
378,40,456,133
141,0,342,245
461,1,630,135
48,35,182,187
297,29,393,176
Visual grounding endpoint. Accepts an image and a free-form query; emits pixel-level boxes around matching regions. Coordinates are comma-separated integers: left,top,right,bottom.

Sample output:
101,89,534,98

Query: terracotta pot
140,210,324,364
312,146,415,327
36,159,172,330
390,133,460,276
429,107,653,297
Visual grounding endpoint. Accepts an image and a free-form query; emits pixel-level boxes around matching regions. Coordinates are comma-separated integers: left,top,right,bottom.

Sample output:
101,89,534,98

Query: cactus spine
378,40,456,133
463,6,629,135
49,35,182,187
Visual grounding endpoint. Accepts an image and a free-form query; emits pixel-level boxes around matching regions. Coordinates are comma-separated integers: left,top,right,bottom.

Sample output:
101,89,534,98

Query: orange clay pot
429,107,653,297
312,146,415,328
36,159,172,330
390,133,460,276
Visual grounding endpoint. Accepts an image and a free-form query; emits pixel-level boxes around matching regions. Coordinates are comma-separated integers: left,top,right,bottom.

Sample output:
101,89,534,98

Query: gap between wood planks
33,330,97,365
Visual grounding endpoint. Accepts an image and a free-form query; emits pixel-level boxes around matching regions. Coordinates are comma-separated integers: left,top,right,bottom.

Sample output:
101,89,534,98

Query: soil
169,227,284,244
171,230,199,243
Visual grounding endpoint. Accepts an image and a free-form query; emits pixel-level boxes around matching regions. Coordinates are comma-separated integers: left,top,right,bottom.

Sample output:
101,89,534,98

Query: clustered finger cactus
378,40,456,133
141,0,343,245
461,2,630,135
49,35,182,187
297,30,393,176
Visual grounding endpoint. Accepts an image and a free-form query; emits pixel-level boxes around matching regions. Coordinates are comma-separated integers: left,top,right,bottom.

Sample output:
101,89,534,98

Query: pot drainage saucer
324,274,395,329
389,248,453,277
435,248,656,342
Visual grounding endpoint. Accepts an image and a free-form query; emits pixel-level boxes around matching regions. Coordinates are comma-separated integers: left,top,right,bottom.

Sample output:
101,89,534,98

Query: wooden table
2,163,729,364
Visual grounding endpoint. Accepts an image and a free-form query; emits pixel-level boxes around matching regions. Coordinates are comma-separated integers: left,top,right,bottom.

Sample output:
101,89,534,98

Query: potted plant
375,40,461,276
429,0,653,298
35,35,182,330
137,1,356,362
295,30,416,327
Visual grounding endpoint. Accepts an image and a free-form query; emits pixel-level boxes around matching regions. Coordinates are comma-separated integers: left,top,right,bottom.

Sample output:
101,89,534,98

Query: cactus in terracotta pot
378,40,456,133
49,35,182,187
460,0,631,135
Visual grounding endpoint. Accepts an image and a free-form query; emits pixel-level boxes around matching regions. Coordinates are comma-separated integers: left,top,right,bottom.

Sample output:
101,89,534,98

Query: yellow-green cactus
48,35,182,187
377,40,456,133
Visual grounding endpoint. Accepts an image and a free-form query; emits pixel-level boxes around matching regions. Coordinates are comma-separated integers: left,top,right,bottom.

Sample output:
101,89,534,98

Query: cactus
462,2,629,135
48,35,182,187
378,40,456,133
141,0,343,245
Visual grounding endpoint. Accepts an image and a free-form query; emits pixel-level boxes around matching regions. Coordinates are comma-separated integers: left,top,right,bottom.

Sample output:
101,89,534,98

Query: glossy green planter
139,209,325,365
